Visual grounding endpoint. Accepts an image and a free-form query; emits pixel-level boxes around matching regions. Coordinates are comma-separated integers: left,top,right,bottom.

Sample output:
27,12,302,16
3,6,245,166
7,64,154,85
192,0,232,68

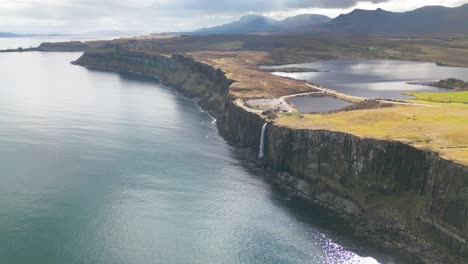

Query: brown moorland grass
190,51,314,99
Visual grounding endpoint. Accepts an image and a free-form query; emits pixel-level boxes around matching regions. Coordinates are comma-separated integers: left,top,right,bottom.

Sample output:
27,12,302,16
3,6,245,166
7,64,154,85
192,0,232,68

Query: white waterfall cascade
258,123,267,159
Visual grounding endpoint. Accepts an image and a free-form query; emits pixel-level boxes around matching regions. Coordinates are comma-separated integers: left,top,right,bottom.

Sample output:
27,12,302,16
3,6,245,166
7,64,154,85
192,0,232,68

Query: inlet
259,123,267,159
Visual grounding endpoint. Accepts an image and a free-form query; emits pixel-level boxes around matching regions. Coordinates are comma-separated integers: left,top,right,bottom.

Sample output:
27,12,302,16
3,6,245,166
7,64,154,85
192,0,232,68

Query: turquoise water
0,47,392,263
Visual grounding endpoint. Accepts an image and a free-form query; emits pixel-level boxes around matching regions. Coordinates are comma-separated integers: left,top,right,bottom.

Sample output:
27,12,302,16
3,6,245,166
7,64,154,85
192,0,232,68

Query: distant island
0,32,71,38
0,31,130,39
0,32,22,37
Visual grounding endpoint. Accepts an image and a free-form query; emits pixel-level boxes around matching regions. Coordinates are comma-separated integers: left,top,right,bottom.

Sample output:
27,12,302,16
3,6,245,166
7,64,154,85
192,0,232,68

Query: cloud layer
0,0,467,34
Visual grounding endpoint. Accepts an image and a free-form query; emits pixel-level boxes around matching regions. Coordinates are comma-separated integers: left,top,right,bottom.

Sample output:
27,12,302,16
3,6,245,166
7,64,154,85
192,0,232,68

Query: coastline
72,48,468,264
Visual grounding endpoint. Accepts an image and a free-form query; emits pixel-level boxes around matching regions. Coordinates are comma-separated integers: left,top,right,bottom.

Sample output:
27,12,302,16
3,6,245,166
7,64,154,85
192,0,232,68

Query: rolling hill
191,3,468,35
195,14,331,34
325,3,468,34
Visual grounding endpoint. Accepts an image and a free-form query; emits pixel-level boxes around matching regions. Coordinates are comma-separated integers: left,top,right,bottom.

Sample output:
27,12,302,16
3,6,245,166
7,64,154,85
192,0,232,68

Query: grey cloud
0,0,392,33
151,0,392,12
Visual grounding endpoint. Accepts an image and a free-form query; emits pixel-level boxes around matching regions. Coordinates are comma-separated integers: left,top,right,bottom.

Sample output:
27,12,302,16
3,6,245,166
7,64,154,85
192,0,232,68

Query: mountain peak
195,13,330,35
326,3,468,34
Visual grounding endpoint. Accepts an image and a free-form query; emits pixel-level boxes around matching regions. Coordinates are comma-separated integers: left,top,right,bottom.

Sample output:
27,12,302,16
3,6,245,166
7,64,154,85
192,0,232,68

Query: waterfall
259,123,267,159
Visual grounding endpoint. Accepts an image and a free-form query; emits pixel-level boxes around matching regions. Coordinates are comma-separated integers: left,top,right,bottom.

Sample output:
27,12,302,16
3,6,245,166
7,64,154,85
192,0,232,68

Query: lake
287,96,353,113
264,60,468,100
0,39,391,263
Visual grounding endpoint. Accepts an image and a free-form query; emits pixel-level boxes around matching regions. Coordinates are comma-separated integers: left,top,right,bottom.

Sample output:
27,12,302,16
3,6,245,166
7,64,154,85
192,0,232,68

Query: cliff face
74,49,231,120
263,126,468,261
74,49,468,263
37,41,89,52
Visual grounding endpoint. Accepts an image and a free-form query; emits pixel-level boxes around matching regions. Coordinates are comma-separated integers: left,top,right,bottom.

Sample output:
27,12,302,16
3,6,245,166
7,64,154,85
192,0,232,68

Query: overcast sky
1,0,467,35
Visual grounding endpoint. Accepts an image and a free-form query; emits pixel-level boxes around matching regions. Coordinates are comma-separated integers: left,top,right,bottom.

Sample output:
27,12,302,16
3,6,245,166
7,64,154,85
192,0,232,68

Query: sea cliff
73,48,468,264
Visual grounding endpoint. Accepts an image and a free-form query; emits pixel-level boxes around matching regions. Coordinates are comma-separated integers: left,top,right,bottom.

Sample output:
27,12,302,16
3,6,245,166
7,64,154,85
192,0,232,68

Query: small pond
288,96,352,113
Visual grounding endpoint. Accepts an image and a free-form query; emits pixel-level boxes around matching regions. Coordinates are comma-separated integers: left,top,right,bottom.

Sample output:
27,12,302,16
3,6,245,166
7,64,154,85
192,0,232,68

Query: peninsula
58,32,468,263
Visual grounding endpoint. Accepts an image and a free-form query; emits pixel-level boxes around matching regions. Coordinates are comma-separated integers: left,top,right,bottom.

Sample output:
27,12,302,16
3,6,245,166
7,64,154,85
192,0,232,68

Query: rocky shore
73,48,468,264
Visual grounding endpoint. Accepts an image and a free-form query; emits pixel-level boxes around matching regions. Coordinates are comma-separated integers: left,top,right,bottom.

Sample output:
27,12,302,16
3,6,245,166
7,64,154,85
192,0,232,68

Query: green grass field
406,91,468,107
86,47,118,55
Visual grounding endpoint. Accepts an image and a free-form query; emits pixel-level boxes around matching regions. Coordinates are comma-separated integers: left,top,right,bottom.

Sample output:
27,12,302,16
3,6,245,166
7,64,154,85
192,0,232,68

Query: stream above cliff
0,49,398,263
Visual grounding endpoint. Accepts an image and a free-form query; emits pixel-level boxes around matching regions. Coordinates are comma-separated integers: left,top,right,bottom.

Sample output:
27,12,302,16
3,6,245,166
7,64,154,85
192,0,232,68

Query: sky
1,0,467,35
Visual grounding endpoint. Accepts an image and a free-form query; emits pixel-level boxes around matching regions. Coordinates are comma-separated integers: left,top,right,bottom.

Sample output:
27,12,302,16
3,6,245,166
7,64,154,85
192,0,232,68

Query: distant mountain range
195,14,331,34
0,32,70,38
192,3,468,35
0,30,133,38
325,3,468,34
0,32,24,37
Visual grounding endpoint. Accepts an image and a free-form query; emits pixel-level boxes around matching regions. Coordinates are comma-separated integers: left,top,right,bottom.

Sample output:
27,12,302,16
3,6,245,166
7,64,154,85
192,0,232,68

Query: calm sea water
265,60,468,100
0,39,393,264
0,36,118,50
